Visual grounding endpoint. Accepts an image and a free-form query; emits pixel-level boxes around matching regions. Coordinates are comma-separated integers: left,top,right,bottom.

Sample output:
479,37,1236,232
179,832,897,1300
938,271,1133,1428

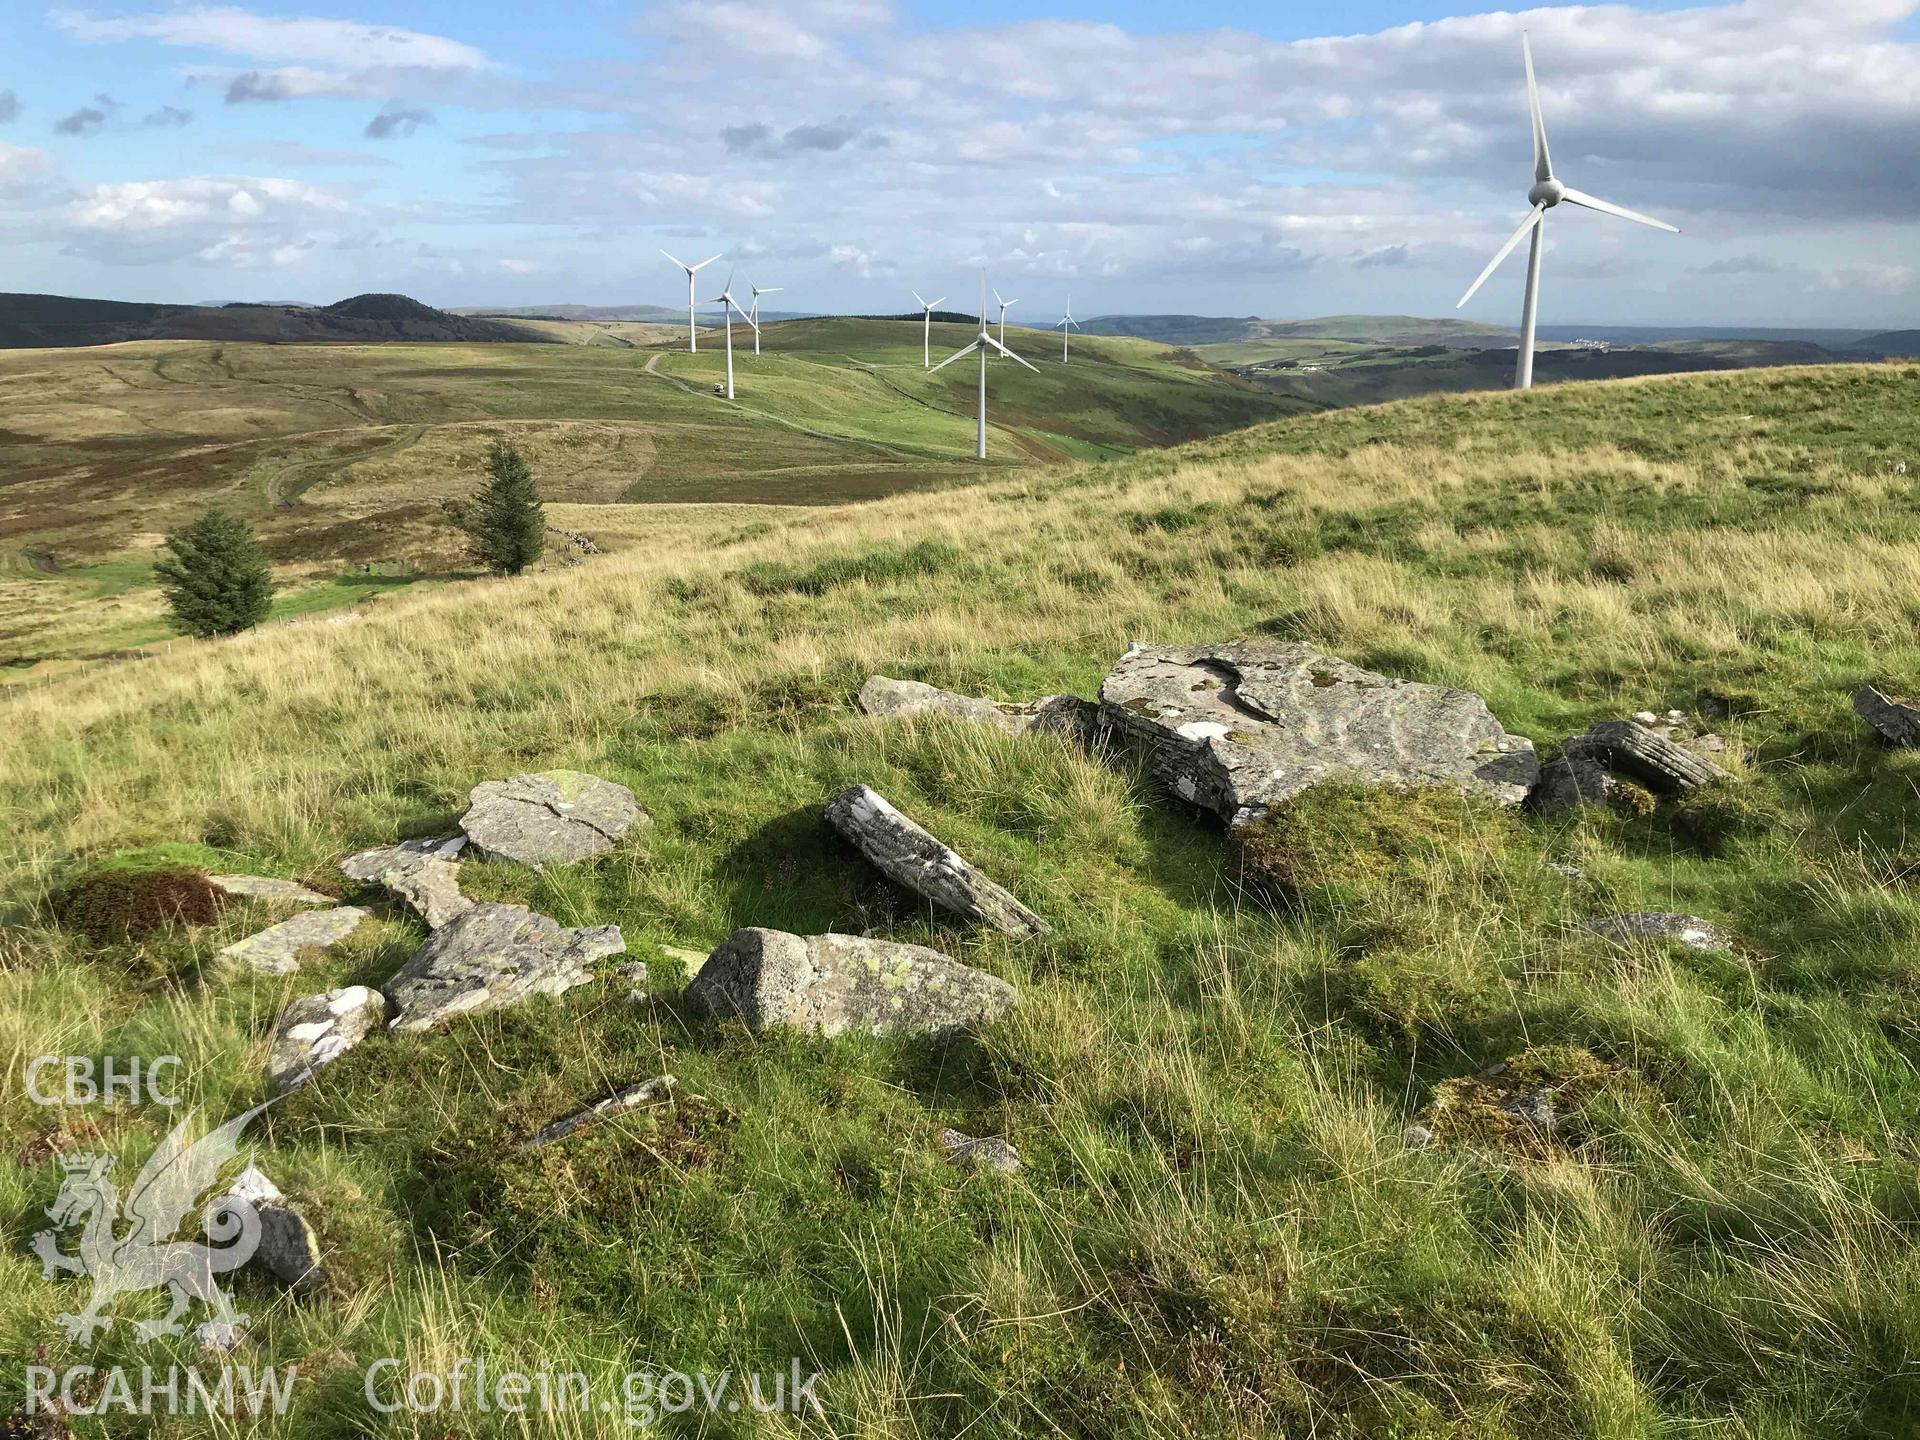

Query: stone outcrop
826,785,1050,936
685,928,1017,1038
208,876,335,906
218,906,370,975
1098,641,1538,825
1560,720,1724,793
526,1075,677,1147
384,902,625,1031
1581,912,1734,952
460,770,647,864
267,986,389,1092
1855,685,1920,747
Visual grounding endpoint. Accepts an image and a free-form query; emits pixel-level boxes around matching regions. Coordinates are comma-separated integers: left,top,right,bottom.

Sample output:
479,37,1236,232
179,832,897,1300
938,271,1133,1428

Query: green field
1,320,1298,675
4,363,1920,1435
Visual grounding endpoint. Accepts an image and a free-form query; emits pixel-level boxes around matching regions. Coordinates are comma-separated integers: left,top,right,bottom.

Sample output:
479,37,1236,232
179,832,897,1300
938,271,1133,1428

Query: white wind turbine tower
748,283,780,356
930,278,1039,460
911,289,945,368
993,288,1018,349
661,249,720,352
1053,294,1082,362
705,268,752,400
1455,34,1679,390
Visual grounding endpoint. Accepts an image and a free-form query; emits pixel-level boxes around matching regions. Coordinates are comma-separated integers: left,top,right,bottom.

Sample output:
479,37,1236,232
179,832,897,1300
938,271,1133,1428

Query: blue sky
1,1,1916,326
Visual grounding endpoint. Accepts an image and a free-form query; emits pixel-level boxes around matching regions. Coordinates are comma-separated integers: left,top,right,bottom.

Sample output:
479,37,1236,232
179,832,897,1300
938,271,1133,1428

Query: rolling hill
3,364,1918,1437
0,291,548,348
0,317,1301,674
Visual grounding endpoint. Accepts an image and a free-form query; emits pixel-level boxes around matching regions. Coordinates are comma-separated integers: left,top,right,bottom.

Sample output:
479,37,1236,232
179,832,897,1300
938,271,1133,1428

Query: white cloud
51,6,488,71
62,175,355,266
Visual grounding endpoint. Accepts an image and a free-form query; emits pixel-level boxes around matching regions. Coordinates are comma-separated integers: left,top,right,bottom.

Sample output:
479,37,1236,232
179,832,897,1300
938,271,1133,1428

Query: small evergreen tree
447,440,546,575
153,508,275,638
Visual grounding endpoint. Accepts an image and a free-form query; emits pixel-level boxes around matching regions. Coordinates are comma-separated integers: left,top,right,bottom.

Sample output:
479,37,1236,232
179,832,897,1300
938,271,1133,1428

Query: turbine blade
929,297,945,308
1455,204,1543,309
984,334,1039,372
691,254,721,272
1559,186,1680,234
912,289,927,308
661,250,685,270
928,340,980,373
1524,34,1553,183
993,288,1006,306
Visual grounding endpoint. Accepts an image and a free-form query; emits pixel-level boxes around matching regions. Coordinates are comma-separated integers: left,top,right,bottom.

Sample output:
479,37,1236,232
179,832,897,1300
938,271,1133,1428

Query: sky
1,1,1917,327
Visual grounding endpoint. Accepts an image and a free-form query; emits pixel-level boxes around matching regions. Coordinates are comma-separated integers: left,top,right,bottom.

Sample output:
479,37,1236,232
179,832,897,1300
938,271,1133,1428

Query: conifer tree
153,508,275,638
448,440,546,576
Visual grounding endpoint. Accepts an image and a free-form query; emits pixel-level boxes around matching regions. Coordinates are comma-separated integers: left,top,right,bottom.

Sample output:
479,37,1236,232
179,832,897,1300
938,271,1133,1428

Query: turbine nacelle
1527,177,1567,209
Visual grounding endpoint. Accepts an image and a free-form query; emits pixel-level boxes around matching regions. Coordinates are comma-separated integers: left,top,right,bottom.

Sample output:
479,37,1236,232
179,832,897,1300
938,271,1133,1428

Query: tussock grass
4,365,1920,1435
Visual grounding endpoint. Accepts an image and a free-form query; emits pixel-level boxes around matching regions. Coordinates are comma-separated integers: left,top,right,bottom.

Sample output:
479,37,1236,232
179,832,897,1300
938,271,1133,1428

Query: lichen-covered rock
1855,685,1920,747
1560,720,1725,793
939,1128,1022,1174
218,906,370,975
1528,752,1625,816
858,676,1097,742
685,928,1016,1038
826,785,1049,935
340,835,471,928
226,1165,325,1295
383,902,625,1031
1098,641,1538,825
460,770,646,864
1581,912,1734,951
267,986,389,1092
208,875,335,906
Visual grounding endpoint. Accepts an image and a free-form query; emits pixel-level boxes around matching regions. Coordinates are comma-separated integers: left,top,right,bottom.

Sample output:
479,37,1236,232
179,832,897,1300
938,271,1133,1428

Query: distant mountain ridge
0,292,550,349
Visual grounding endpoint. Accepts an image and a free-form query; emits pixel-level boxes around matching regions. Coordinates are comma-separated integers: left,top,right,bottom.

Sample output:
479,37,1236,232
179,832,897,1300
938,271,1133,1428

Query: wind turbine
1053,294,1081,363
993,288,1018,349
705,268,751,400
661,249,720,352
931,278,1038,460
748,283,780,356
911,288,945,368
1455,34,1679,390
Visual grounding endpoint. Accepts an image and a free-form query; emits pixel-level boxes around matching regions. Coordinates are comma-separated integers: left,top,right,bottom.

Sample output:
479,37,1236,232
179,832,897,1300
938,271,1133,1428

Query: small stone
341,836,471,928
525,1075,676,1147
857,676,1099,743
267,986,389,1092
1855,685,1920,747
1548,862,1585,879
938,1128,1021,1174
225,1165,324,1295
685,928,1017,1038
460,769,647,865
1581,912,1734,952
196,1319,248,1353
1631,710,1659,725
1401,1123,1436,1149
826,785,1050,936
339,834,467,883
1561,720,1725,793
218,907,369,975
1529,752,1625,816
208,876,335,906
383,902,625,1031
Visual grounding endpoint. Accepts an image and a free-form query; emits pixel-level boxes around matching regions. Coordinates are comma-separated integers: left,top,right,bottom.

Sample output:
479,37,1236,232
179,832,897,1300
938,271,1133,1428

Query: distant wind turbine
1053,294,1082,362
748,283,780,355
931,278,1039,460
912,288,945,368
993,288,1018,349
661,249,720,353
705,268,752,400
1455,34,1679,390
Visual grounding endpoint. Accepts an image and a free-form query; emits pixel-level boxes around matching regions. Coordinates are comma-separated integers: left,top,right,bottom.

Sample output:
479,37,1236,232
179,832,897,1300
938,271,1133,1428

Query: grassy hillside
1088,313,1515,349
0,292,546,349
1,320,1295,675
4,363,1919,1436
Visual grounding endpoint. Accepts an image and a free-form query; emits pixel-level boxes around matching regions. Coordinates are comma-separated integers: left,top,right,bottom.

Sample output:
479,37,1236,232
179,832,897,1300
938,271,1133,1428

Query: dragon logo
31,1100,275,1344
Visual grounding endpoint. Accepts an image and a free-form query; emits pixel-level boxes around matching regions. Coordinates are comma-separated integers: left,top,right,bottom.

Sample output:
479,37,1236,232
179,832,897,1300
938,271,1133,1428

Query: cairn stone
685,928,1017,1038
384,902,624,1031
1855,685,1920,747
460,770,646,864
826,785,1049,936
340,835,471,928
227,1166,324,1295
218,907,369,975
267,986,389,1092
938,1128,1022,1175
208,876,335,906
858,676,1098,742
1581,912,1734,952
1561,720,1724,793
1098,641,1538,825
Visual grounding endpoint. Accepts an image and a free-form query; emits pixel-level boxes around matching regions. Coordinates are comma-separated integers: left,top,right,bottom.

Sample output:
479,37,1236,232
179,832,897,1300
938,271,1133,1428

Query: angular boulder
1560,720,1724,794
1098,641,1538,825
1855,685,1920,747
340,835,471,929
859,676,1097,743
938,1128,1022,1175
826,785,1050,936
226,1165,324,1295
460,769,646,865
218,906,370,975
267,985,389,1093
685,928,1016,1038
383,902,624,1031
1529,752,1631,817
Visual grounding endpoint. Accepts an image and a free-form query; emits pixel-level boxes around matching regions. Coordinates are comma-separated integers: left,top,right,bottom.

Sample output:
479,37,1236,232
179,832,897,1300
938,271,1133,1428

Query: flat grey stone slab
267,985,389,1092
460,769,647,864
1581,912,1734,951
826,785,1049,936
383,902,624,1031
218,906,369,975
209,875,335,906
